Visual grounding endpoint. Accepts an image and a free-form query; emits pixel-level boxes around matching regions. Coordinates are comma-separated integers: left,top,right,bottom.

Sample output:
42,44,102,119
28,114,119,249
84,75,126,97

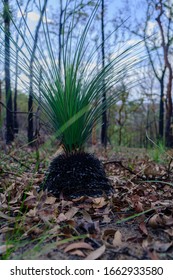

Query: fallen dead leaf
48,225,61,235
148,214,165,228
164,228,173,237
70,249,85,257
57,213,67,222
0,245,14,255
66,220,76,228
153,241,173,253
163,215,173,226
142,237,153,249
0,227,14,234
0,211,16,221
92,197,108,209
102,229,124,248
85,245,106,260
38,206,58,223
113,230,123,247
102,214,111,223
24,196,38,209
45,196,57,205
133,201,144,212
139,221,148,235
80,210,92,223
26,208,37,217
65,207,79,220
64,242,94,253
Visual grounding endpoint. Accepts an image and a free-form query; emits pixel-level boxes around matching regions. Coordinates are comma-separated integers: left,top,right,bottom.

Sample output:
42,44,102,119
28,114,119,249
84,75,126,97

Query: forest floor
0,137,173,260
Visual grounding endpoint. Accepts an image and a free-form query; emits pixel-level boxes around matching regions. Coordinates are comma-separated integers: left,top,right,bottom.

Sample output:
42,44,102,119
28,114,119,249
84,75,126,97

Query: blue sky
14,0,147,93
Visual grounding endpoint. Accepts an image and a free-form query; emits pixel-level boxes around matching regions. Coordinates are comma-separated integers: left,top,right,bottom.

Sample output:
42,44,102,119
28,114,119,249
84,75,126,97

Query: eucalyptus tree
116,0,173,146
0,80,2,129
14,0,31,134
142,0,173,145
143,1,166,141
3,0,14,143
28,0,48,146
101,0,107,147
155,0,173,147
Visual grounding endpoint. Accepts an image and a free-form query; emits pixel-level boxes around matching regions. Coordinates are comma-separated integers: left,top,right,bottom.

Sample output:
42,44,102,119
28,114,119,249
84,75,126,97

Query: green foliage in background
147,140,167,164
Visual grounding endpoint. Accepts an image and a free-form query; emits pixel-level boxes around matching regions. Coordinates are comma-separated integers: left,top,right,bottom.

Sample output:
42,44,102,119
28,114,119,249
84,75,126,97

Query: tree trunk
101,0,107,148
28,0,48,146
14,72,18,134
0,80,2,128
159,76,164,139
165,66,173,147
58,0,63,70
4,0,14,144
156,0,173,147
14,0,31,134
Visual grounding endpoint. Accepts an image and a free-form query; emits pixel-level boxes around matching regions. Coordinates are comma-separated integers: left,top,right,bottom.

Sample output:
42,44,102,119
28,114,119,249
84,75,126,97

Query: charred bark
28,0,48,146
4,0,14,144
159,75,164,139
101,0,107,148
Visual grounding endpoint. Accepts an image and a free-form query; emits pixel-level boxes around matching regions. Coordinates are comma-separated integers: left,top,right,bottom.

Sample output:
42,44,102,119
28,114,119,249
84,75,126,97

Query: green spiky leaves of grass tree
0,0,144,153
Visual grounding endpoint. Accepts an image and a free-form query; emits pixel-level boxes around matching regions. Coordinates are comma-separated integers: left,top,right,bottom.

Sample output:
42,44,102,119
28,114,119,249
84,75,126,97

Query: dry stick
10,154,31,170
0,101,52,132
0,170,23,177
103,160,145,180
104,158,171,182
0,101,35,115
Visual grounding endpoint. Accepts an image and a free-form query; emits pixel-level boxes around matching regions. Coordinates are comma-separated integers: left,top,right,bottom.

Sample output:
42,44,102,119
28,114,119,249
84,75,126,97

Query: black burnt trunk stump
41,152,112,198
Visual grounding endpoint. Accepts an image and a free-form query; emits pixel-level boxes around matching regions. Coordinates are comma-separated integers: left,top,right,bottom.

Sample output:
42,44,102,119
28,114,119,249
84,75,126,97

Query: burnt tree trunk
4,0,14,144
101,0,107,148
159,75,165,139
14,0,31,134
58,0,63,70
28,0,48,145
165,66,173,147
0,80,2,127
14,67,18,134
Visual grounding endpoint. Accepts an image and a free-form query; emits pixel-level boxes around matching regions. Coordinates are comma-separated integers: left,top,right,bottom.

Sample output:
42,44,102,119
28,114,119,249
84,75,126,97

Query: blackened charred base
41,152,113,198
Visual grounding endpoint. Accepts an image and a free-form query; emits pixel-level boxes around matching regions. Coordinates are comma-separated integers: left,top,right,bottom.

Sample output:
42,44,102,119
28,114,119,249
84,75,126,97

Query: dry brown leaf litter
0,145,173,259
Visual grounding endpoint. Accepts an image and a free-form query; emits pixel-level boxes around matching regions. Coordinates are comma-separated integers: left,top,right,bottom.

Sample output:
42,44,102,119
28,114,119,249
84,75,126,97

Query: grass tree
0,0,143,198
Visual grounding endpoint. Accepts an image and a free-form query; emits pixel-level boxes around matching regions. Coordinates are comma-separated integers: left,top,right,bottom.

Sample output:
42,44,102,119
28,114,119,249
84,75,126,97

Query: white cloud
28,12,53,24
17,10,53,24
27,11,40,22
147,21,156,36
17,10,40,22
